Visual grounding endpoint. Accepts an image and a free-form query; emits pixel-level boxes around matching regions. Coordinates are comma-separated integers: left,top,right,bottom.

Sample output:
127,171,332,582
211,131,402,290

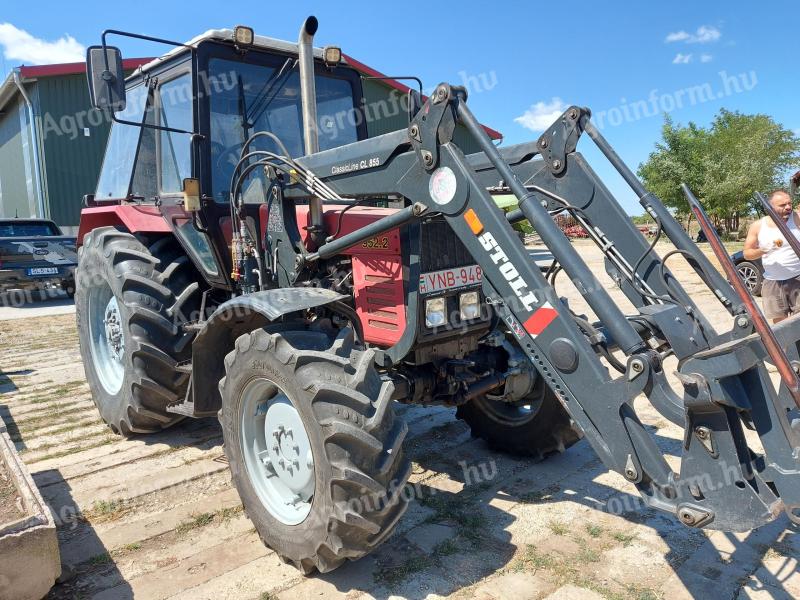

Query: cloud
665,31,691,43
665,25,721,44
0,23,84,65
700,54,713,63
514,97,568,132
672,53,693,64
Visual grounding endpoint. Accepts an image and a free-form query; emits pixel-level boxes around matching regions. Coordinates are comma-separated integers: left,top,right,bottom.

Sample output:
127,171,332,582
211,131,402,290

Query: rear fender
190,288,346,415
77,205,170,245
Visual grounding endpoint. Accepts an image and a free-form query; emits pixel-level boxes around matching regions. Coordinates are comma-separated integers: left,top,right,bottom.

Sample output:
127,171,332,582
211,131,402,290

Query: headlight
459,291,480,320
425,297,446,328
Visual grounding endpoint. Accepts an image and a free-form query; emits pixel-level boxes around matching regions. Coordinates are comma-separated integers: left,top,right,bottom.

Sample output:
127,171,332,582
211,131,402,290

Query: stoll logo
477,231,537,311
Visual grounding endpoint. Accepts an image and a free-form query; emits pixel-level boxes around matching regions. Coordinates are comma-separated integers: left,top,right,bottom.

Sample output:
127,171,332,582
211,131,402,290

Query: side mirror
86,45,126,112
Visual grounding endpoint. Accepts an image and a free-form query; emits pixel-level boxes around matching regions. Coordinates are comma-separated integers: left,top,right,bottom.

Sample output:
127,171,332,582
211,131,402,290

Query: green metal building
0,50,500,235
0,59,151,234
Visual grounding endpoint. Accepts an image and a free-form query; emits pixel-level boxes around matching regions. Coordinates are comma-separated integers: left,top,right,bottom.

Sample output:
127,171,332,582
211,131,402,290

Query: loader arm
292,82,800,531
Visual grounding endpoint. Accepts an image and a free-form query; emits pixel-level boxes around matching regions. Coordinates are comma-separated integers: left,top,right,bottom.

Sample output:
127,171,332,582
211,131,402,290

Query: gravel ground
0,241,797,600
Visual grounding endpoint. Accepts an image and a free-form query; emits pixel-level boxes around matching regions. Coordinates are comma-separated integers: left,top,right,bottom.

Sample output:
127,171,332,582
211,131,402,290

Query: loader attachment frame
290,82,800,531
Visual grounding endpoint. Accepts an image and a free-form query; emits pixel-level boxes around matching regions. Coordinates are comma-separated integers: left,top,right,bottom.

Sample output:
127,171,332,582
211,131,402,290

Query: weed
514,544,555,572
375,554,429,588
585,523,603,538
611,531,636,546
88,553,112,566
577,546,601,563
547,520,568,535
87,499,129,522
176,512,215,534
434,538,458,557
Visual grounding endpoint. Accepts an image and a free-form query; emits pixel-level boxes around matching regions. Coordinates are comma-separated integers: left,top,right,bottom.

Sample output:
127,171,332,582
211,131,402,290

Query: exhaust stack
298,16,323,239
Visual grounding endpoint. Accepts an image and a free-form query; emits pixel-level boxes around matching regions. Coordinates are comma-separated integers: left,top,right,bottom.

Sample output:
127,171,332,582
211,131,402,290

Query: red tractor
76,16,800,575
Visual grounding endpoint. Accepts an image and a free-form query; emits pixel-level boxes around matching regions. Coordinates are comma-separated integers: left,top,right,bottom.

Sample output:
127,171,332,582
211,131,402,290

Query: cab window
95,84,149,199
158,74,193,193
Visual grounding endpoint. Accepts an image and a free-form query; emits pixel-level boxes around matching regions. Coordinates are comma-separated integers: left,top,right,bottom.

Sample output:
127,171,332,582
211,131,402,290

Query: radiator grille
419,219,474,271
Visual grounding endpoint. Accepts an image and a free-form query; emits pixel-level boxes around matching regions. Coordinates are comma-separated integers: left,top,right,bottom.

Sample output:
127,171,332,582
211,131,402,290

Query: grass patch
624,584,662,600
518,484,560,504
176,512,215,534
547,520,568,535
88,553,112,566
176,505,243,534
611,531,637,547
513,544,556,572
375,554,429,588
585,523,603,538
86,499,130,523
433,538,458,557
577,546,601,563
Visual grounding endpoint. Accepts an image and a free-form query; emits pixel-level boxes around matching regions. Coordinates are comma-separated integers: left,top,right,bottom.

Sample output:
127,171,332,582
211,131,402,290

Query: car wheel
736,261,763,296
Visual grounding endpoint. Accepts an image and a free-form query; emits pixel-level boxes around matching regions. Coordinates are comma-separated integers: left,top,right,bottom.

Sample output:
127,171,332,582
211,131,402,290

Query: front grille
419,219,474,271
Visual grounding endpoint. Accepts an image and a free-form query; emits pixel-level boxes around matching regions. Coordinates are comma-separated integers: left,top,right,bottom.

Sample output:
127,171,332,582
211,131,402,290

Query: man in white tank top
743,190,800,323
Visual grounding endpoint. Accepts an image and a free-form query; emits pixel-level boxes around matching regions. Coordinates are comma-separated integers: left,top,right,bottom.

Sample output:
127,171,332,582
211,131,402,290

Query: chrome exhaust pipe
298,16,324,239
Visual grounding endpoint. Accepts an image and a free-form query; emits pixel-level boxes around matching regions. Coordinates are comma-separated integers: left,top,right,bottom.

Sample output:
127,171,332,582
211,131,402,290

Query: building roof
0,29,503,141
0,58,152,114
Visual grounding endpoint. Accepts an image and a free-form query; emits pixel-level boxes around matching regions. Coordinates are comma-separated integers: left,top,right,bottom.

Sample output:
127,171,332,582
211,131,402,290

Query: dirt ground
0,241,798,600
0,458,23,524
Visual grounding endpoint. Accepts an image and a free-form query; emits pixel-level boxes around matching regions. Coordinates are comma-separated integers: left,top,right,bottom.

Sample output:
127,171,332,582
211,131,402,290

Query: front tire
219,328,411,574
456,376,582,459
76,227,201,435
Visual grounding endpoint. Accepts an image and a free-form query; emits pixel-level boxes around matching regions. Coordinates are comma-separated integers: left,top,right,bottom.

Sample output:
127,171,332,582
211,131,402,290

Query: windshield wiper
245,57,296,128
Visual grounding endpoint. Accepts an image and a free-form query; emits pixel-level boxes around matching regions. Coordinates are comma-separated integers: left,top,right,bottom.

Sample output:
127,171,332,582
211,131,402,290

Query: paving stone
746,556,800,598
407,522,457,554
542,584,605,600
471,571,554,600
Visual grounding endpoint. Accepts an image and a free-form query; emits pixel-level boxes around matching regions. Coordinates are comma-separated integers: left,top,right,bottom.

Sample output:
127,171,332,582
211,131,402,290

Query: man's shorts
762,276,800,319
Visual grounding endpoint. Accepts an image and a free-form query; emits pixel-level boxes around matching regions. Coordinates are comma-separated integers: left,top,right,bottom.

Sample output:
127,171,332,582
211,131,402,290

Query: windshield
0,222,60,237
208,58,359,203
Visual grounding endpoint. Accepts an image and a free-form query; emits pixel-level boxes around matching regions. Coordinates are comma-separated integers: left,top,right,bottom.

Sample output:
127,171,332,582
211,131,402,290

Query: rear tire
219,327,411,574
456,377,582,459
76,227,201,435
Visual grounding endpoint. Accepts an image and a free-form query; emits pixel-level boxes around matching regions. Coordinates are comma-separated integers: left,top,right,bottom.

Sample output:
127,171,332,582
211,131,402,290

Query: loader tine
681,183,800,407
756,192,800,261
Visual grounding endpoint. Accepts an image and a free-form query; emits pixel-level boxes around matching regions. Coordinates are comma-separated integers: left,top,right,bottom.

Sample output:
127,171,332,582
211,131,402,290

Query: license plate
27,267,59,276
419,265,482,294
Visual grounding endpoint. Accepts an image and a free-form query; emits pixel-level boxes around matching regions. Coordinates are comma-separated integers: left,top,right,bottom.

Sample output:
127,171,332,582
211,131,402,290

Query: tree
637,110,800,232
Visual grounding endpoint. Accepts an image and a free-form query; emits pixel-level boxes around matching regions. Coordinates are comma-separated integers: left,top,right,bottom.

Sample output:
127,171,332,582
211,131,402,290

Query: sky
1,0,797,215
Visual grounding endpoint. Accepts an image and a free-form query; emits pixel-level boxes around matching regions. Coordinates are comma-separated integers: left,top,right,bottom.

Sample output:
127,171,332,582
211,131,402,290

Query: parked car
731,250,763,296
0,219,77,297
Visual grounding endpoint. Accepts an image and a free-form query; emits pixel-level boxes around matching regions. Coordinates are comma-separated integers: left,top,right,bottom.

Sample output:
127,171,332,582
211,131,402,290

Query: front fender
189,288,346,415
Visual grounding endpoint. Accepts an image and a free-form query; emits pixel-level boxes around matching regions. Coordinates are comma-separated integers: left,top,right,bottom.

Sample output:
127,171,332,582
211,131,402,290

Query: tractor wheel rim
240,377,314,525
89,287,125,395
476,378,547,427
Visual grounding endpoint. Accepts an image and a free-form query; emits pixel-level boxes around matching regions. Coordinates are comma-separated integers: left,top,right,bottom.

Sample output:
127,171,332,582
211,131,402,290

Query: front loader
74,16,800,573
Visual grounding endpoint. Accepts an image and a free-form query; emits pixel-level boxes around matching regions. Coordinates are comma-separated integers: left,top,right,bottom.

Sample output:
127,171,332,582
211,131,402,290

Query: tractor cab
84,24,368,288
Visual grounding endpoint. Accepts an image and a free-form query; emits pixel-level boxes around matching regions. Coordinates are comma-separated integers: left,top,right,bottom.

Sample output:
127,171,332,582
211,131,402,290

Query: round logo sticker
428,166,457,205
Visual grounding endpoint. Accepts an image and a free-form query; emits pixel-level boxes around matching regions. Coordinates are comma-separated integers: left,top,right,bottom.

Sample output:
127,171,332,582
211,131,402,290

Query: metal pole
298,16,324,240
13,70,46,219
307,203,426,261
583,120,737,312
456,101,645,354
